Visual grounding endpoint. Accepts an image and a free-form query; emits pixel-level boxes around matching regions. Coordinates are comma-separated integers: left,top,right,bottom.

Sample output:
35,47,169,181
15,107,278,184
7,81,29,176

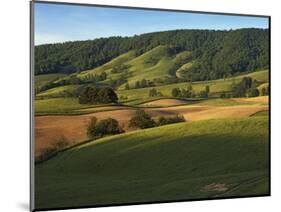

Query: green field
35,98,92,115
35,116,269,209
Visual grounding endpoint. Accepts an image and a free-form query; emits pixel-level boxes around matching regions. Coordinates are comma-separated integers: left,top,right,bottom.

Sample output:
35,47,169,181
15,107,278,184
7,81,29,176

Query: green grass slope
35,98,92,115
35,116,269,209
74,45,193,89
78,50,136,79
35,73,66,90
36,85,81,99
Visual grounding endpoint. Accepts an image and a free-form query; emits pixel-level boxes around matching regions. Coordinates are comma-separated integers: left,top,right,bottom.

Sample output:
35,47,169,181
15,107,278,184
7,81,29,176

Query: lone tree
129,109,155,129
205,85,210,93
135,81,140,89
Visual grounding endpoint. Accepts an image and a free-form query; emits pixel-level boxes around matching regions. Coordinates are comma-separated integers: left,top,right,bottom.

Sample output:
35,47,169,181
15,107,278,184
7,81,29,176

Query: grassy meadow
35,116,269,209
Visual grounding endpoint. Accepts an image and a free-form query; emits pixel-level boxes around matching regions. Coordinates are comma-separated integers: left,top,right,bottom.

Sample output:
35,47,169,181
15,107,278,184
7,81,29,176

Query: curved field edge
35,116,269,208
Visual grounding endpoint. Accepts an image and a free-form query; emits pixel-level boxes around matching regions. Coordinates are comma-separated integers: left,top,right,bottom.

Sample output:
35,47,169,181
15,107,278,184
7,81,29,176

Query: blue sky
34,2,269,45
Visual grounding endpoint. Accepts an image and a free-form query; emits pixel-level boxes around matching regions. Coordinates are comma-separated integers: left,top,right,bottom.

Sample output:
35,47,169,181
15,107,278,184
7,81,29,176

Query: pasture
35,116,269,209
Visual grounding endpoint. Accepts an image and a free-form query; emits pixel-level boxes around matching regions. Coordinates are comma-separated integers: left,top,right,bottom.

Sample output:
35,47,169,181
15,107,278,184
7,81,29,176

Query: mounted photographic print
30,1,270,211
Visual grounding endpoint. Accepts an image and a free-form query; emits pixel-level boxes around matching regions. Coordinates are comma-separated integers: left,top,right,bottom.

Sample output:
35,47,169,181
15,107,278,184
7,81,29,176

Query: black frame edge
30,1,35,211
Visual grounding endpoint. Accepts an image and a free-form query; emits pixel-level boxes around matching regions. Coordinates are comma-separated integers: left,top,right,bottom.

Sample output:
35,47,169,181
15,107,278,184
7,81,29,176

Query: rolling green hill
35,116,269,209
53,45,193,89
74,50,136,81
35,67,268,101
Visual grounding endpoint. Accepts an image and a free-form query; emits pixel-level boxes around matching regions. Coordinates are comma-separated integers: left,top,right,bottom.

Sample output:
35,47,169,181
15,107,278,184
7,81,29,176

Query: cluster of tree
129,109,185,129
135,79,155,89
87,117,124,138
232,77,260,97
148,88,163,97
129,110,155,129
35,29,268,81
152,77,186,85
156,115,185,126
171,85,210,98
78,86,118,104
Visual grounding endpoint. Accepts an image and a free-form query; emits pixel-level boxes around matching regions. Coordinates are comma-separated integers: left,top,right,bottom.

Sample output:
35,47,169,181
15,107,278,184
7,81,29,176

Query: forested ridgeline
35,28,269,80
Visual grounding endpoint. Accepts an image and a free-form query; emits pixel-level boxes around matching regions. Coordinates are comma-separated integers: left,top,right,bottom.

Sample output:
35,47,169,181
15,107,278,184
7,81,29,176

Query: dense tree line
35,29,269,81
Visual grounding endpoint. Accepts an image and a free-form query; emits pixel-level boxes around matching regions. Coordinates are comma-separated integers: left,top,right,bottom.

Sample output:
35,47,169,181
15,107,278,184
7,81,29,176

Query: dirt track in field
35,99,268,156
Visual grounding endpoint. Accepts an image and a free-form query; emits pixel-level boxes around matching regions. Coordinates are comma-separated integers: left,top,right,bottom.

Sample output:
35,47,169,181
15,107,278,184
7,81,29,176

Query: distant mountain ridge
35,28,269,81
